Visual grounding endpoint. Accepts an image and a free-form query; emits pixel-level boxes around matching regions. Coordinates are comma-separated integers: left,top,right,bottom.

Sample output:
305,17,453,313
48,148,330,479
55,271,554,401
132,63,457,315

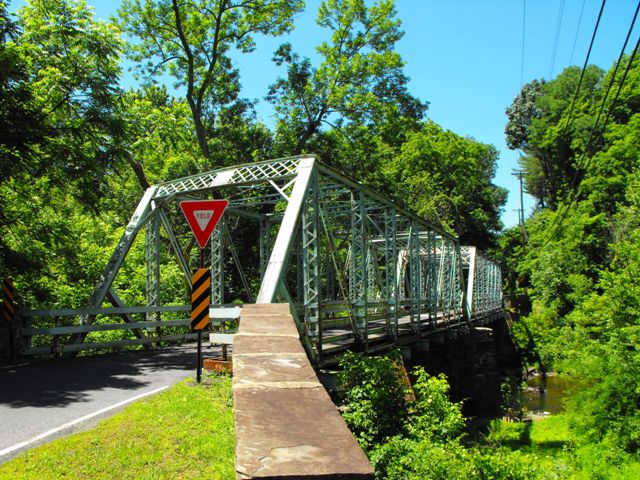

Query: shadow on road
0,345,198,408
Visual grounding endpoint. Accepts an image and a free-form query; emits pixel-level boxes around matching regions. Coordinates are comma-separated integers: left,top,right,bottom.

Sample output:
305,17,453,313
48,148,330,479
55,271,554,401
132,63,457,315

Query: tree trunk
125,152,151,191
293,122,319,155
188,101,210,162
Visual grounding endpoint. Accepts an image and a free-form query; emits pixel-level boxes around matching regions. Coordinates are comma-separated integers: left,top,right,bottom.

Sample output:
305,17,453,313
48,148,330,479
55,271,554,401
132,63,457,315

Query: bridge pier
408,317,521,417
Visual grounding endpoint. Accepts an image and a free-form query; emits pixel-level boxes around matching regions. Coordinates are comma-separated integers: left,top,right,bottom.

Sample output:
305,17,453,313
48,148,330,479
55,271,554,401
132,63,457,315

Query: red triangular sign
180,199,228,249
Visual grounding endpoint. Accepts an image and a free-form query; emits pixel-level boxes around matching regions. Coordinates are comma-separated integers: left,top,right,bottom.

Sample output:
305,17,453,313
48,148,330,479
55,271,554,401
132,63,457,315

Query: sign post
180,200,228,383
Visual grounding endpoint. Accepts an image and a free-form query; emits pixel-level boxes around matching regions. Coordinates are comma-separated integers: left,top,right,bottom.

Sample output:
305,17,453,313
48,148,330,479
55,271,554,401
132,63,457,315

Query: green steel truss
82,156,503,365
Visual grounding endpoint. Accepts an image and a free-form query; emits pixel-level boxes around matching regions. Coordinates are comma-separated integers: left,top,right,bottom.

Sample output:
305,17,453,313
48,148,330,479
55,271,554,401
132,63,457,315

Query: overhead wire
569,0,587,65
520,0,606,246
541,2,640,246
549,0,566,79
562,0,607,135
521,0,526,86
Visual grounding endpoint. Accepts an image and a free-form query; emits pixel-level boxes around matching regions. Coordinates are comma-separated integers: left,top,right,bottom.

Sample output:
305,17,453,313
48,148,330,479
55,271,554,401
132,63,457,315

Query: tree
498,54,640,460
267,0,426,156
1,0,125,205
384,121,507,248
0,3,44,183
505,66,604,208
0,0,127,302
118,0,303,167
118,85,202,191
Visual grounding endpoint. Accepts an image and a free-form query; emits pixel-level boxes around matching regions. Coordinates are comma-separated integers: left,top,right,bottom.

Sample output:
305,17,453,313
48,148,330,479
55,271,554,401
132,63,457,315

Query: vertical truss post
448,241,461,323
384,208,398,338
428,231,438,328
409,223,421,331
296,239,304,303
436,237,449,322
145,211,161,321
259,220,271,281
483,258,489,313
397,249,407,304
466,247,477,319
350,190,368,347
302,172,321,356
455,242,465,323
210,218,225,306
478,255,484,315
257,157,315,304
437,237,448,325
325,247,336,301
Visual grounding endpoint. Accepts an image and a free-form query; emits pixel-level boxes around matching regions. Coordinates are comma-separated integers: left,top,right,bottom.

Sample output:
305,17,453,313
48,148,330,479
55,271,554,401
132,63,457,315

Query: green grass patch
0,374,234,480
487,414,573,450
485,415,640,479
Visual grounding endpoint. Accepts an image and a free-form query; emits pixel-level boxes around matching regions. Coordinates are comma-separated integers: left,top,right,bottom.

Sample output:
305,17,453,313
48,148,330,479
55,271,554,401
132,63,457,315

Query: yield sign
180,199,228,249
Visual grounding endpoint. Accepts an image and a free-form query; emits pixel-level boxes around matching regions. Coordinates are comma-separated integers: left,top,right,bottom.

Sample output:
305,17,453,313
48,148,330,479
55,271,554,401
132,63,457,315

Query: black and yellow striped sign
191,269,211,330
3,277,15,322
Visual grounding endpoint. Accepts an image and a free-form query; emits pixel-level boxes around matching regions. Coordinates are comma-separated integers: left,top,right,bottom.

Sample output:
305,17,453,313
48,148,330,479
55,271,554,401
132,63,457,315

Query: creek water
524,374,577,414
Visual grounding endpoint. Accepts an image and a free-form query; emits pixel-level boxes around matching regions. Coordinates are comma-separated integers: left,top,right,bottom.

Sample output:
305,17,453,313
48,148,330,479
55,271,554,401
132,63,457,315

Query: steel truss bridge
16,156,503,366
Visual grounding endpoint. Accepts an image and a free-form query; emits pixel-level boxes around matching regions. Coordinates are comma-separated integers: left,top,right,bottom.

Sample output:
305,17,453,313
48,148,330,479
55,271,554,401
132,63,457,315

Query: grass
0,373,234,480
485,414,640,479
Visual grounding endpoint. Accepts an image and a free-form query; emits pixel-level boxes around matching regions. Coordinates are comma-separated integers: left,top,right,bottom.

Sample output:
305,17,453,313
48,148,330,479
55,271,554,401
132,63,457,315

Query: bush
338,350,411,450
409,367,466,443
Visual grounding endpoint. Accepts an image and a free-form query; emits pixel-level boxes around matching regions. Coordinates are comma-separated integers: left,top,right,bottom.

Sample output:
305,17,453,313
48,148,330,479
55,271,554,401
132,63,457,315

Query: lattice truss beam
86,156,502,364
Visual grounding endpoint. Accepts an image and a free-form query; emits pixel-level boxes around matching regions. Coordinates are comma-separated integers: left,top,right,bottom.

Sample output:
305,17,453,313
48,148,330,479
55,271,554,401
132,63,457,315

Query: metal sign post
191,268,211,383
181,199,228,383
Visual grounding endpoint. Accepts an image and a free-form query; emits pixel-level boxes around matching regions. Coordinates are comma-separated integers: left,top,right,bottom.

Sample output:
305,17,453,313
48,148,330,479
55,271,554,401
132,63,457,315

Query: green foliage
372,437,476,480
408,368,465,443
499,53,640,471
500,375,529,422
268,0,426,156
505,65,605,207
339,351,543,479
118,0,302,163
338,350,411,450
384,121,507,247
372,435,548,480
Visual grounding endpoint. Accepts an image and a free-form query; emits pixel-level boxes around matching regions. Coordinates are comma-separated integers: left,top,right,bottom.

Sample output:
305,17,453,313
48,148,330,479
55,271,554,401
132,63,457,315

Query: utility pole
511,170,527,255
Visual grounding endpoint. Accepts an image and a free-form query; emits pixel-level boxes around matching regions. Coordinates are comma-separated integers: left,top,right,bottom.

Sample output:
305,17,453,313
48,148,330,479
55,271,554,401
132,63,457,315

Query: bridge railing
15,305,192,355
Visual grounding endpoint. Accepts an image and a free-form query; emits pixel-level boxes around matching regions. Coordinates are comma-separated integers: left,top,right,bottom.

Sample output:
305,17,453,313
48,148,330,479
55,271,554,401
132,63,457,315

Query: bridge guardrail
15,305,197,356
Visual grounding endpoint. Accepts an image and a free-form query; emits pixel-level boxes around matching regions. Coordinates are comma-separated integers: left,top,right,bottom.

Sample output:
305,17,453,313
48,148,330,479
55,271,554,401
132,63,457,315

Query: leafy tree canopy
267,0,427,155
385,121,507,248
118,0,303,166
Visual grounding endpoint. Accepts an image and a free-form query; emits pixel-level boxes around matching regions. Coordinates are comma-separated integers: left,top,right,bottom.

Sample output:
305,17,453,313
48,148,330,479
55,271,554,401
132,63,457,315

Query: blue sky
11,0,640,228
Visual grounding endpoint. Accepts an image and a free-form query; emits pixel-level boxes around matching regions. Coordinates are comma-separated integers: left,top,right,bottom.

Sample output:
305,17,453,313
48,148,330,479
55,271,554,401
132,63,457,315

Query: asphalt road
0,343,220,463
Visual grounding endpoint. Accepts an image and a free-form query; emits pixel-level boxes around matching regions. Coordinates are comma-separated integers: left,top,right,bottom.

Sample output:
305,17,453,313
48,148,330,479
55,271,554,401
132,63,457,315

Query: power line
562,0,607,134
569,0,587,65
549,0,566,79
542,19,640,246
521,0,526,86
537,0,607,245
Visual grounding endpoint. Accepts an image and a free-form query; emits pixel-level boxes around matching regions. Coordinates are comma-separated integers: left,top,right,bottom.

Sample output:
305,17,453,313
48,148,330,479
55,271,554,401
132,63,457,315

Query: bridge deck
318,309,502,366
